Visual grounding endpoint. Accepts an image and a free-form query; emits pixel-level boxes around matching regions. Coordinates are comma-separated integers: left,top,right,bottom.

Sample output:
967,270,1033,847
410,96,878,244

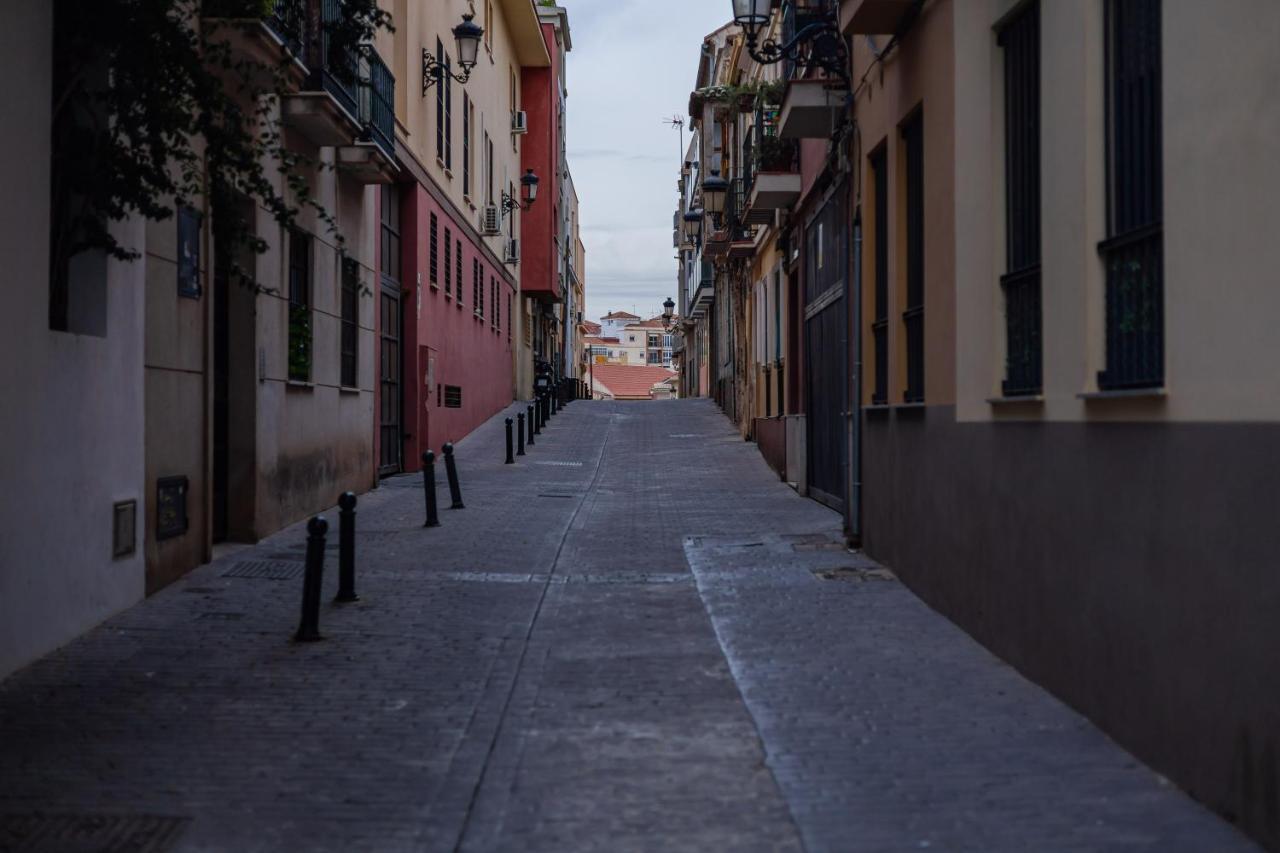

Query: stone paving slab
0,398,1255,851
686,532,1259,852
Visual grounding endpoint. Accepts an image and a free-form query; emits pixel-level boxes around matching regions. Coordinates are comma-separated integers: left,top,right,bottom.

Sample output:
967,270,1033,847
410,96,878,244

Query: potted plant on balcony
755,135,798,172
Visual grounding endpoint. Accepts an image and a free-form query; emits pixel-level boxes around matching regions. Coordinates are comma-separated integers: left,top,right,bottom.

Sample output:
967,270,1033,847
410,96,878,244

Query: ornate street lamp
728,0,849,84
701,173,728,224
682,208,704,246
501,169,540,220
422,14,485,94
662,297,677,331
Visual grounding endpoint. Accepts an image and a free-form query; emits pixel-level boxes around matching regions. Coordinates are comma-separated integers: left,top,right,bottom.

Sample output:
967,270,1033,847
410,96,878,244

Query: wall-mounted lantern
682,208,704,247
422,14,484,94
730,0,849,84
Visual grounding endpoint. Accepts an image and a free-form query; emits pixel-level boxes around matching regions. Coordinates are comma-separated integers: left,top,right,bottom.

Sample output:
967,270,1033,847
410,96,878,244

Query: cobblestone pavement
0,399,1256,852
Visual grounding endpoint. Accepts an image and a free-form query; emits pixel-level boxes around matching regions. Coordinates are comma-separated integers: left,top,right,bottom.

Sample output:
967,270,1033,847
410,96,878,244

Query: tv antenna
663,115,685,164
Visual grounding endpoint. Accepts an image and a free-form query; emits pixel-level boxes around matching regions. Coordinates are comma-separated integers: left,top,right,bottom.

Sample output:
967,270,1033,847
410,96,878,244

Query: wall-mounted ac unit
511,111,529,134
504,239,520,264
481,205,501,235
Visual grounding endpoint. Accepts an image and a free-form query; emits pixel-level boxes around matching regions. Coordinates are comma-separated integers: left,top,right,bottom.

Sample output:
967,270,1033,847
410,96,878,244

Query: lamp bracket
745,16,850,85
422,49,472,95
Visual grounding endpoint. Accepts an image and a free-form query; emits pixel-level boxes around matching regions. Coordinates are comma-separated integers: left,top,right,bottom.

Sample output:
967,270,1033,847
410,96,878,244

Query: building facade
677,1,1280,847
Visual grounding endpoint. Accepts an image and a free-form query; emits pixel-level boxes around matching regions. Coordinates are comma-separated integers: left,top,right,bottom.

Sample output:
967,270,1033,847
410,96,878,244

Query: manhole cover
0,813,188,853
812,567,897,583
223,560,304,580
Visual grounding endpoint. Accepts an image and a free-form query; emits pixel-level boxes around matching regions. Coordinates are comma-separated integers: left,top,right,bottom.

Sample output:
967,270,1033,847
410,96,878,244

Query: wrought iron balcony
283,0,363,147
337,48,398,183
202,0,309,87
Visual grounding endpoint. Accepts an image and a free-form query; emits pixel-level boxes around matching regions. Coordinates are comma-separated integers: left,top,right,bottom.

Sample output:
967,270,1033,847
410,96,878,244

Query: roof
590,365,678,401
580,320,602,335
601,311,641,321
583,335,619,345
625,316,675,330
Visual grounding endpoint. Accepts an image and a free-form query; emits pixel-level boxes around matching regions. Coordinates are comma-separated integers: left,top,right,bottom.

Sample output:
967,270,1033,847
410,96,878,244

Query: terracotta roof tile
590,364,677,400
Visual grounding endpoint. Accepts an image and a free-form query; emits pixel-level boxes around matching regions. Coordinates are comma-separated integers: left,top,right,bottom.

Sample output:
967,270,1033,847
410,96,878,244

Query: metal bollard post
527,404,537,443
443,442,465,509
505,417,515,464
295,516,327,642
334,492,358,603
551,389,557,416
541,393,549,427
533,400,542,435
517,412,526,455
422,450,440,528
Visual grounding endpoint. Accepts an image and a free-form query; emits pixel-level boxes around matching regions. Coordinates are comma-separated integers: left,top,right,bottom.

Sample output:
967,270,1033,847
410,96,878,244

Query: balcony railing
312,0,360,122
359,49,395,159
782,0,835,79
1098,225,1163,390
266,0,306,58
1000,265,1042,397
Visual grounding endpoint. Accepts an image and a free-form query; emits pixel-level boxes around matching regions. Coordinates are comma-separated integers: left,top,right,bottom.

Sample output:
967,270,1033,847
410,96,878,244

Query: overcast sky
564,1,731,322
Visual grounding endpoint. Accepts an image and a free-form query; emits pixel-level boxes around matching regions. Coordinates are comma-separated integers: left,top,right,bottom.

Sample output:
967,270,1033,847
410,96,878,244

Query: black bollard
505,417,515,465
540,393,548,428
517,412,526,456
422,450,440,528
531,401,541,436
443,442,465,509
295,516,327,642
334,492,358,603
550,389,557,416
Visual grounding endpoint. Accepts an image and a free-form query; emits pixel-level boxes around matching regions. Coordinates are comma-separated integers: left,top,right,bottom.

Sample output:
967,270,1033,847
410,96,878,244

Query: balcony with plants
201,0,310,89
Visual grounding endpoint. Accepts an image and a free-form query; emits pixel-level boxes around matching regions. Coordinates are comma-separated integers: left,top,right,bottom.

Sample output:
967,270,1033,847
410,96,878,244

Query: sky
563,1,732,323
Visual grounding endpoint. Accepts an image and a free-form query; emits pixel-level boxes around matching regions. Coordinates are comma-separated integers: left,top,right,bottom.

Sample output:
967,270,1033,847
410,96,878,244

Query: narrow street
0,400,1254,852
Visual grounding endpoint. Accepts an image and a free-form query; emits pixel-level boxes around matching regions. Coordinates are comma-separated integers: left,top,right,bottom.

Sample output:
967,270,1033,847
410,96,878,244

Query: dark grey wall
862,405,1280,850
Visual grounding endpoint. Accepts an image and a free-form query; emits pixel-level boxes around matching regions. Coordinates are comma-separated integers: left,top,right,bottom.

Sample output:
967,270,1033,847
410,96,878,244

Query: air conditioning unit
481,205,501,235
511,110,529,134
504,239,520,264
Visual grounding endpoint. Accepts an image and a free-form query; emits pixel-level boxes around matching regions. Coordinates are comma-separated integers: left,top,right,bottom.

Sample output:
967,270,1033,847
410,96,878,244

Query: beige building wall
853,0,956,408
0,1,147,677
955,0,1280,424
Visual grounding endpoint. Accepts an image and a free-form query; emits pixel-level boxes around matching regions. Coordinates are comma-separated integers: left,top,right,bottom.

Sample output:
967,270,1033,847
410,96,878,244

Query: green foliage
51,0,391,288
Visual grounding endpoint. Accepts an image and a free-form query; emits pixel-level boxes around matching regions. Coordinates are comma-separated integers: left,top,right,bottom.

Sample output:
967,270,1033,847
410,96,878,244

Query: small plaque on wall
177,205,202,298
156,476,189,540
113,500,137,558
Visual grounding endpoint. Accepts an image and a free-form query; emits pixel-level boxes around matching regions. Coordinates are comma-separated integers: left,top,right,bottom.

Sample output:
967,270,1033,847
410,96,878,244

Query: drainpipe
849,208,863,547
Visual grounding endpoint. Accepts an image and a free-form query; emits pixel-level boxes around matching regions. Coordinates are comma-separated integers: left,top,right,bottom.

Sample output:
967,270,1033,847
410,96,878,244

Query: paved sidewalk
0,399,1256,851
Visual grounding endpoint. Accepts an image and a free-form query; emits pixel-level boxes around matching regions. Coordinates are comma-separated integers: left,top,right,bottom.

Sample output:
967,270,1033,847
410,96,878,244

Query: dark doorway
379,187,403,476
804,188,848,512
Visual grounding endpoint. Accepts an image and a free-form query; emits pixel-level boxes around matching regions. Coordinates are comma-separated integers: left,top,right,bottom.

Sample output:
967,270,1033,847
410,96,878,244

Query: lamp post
662,297,676,332
422,14,484,93
729,0,849,84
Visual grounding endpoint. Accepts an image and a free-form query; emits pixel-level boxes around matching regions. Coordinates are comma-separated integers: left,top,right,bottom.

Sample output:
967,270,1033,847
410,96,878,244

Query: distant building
589,364,678,401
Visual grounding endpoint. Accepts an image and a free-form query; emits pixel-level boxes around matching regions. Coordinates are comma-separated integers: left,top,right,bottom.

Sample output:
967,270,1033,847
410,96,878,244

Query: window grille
340,257,358,387
902,113,925,404
1099,0,1163,390
287,229,312,382
999,0,1042,396
870,148,888,405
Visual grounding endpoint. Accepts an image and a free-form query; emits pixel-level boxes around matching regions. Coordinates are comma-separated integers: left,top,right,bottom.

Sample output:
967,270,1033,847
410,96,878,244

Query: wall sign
177,205,202,298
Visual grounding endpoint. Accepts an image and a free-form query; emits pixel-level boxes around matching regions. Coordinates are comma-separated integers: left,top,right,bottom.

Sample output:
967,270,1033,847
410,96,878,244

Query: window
485,134,495,204
462,94,472,198
491,277,498,329
870,148,888,404
484,0,494,51
380,185,400,285
455,239,463,305
1099,0,1163,390
902,112,925,404
429,212,439,287
435,38,446,162
1000,0,1042,397
648,351,661,364
340,257,358,388
444,228,452,297
507,293,513,340
473,257,481,314
49,3,107,336
648,334,660,347
443,50,453,170
288,229,312,382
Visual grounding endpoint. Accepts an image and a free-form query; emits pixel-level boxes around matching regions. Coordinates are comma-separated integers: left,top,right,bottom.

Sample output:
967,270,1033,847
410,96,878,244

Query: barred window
455,239,463,305
1098,0,1163,390
340,257,358,388
287,229,312,382
999,0,1042,397
444,228,452,297
429,212,439,287
901,111,925,404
